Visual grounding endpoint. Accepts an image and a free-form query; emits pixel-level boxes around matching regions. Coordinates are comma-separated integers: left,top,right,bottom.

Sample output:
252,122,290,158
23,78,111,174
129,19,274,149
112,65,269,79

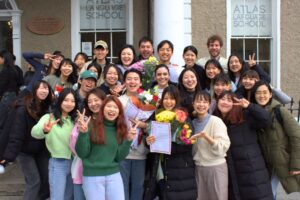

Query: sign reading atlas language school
80,0,126,30
231,0,271,36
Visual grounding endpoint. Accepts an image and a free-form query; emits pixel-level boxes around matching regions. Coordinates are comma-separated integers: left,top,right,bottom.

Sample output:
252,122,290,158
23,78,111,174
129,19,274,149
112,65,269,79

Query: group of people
0,34,299,200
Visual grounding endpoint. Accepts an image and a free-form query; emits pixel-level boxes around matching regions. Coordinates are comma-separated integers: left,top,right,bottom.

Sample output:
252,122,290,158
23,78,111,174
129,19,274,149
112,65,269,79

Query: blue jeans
49,158,73,200
82,172,124,200
119,159,146,200
74,184,86,200
271,173,280,200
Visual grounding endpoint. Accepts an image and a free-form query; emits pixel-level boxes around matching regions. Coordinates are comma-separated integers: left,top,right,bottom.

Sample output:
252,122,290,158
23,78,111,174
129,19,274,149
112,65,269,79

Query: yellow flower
183,124,189,129
155,110,176,122
186,132,191,138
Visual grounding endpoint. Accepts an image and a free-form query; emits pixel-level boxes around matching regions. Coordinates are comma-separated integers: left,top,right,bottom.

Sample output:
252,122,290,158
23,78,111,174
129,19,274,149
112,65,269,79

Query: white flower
144,93,153,102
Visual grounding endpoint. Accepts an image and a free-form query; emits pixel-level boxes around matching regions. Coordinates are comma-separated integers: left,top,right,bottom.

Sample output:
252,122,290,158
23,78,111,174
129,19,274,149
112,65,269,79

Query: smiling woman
99,63,123,96
214,90,273,200
251,81,300,198
75,95,135,200
178,68,202,117
43,58,78,95
31,88,78,200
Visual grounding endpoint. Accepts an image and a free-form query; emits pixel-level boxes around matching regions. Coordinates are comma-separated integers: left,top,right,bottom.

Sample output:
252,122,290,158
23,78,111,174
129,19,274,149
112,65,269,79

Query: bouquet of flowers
129,56,159,89
138,88,159,109
155,109,196,145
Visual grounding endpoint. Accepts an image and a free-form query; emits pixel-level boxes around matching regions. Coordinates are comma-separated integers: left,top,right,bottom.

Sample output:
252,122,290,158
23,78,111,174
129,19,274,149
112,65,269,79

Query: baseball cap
80,70,97,81
94,40,108,49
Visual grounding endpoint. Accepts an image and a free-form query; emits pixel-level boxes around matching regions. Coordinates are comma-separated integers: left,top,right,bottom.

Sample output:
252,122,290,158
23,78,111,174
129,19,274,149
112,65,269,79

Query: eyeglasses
255,90,269,96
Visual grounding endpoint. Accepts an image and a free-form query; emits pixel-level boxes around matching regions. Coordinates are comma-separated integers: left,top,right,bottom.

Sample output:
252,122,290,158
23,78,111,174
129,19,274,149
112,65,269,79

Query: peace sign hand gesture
233,97,250,108
248,53,256,68
77,109,91,133
44,53,54,60
43,114,60,133
127,122,140,141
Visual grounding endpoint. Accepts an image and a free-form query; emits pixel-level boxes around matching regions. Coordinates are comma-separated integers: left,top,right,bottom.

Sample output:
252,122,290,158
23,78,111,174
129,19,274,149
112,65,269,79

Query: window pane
258,39,270,60
258,62,270,75
81,32,96,59
231,39,243,58
112,32,126,58
245,39,257,60
96,32,110,47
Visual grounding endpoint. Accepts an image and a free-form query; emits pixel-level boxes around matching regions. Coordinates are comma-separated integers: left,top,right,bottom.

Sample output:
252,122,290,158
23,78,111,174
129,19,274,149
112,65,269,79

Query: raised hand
43,114,60,133
233,97,250,108
110,84,125,96
248,53,256,67
127,121,139,141
129,118,147,129
44,53,54,60
77,109,91,133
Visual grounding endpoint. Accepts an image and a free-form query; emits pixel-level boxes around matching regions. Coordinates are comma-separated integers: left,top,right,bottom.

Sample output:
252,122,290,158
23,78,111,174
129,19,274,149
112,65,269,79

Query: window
79,0,127,62
229,0,272,74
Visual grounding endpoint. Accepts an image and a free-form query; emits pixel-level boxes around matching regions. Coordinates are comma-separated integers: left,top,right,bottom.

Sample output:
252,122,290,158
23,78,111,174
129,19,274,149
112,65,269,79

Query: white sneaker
0,165,5,174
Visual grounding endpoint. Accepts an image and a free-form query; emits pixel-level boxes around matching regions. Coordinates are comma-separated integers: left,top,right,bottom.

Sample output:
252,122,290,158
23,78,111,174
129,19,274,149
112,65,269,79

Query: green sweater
75,120,132,176
31,114,74,159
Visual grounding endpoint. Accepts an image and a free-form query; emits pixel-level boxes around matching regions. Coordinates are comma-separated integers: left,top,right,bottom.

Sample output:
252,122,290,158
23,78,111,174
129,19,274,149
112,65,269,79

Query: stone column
11,11,22,67
152,0,186,66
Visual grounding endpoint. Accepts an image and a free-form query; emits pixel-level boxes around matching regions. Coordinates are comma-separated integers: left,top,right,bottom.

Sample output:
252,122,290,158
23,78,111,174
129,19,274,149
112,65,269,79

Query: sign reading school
231,0,271,37
80,0,126,30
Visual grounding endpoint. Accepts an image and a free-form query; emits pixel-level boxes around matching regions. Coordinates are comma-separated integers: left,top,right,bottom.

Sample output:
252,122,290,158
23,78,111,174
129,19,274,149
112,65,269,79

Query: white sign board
231,0,271,36
81,42,92,57
80,0,126,30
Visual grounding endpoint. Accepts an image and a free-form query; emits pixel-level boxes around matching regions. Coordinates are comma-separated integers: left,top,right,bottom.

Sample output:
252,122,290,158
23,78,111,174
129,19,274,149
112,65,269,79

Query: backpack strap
273,104,284,128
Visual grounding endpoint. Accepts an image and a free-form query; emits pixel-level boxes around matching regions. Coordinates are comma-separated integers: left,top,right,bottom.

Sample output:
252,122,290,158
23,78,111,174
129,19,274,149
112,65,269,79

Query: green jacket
258,100,300,193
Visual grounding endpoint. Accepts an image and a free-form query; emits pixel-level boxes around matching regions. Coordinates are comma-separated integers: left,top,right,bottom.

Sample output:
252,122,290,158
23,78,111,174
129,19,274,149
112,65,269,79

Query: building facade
0,0,299,101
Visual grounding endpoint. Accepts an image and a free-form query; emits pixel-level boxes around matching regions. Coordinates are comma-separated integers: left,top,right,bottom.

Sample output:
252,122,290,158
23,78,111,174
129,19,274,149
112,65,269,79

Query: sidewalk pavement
0,162,299,199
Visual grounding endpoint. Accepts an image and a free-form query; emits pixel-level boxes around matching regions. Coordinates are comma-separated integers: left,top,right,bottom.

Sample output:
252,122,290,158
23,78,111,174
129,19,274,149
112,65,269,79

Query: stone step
0,162,24,198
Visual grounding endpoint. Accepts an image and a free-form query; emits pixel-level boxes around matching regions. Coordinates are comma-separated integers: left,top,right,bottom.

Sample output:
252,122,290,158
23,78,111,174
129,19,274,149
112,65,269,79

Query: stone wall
281,1,300,102
191,0,227,57
16,0,71,58
133,0,149,48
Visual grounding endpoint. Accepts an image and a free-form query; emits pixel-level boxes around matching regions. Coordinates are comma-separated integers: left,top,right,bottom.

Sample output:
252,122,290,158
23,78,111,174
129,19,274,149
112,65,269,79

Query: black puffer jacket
226,104,273,200
144,143,197,200
3,102,48,161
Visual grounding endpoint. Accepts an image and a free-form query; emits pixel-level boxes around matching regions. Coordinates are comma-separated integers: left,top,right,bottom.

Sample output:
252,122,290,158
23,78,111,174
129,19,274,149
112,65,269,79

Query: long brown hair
24,80,53,120
91,95,128,144
214,91,244,125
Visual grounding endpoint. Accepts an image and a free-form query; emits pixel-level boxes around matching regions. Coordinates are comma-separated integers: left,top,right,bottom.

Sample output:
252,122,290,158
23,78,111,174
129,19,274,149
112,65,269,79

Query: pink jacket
69,124,83,184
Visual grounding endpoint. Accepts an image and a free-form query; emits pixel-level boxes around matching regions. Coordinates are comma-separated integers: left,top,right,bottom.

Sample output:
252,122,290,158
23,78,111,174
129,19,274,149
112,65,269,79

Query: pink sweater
69,124,83,184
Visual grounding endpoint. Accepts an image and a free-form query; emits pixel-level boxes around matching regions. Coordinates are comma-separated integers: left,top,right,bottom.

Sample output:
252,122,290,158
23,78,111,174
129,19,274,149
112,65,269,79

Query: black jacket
0,66,24,97
144,143,197,200
3,102,48,161
226,104,273,200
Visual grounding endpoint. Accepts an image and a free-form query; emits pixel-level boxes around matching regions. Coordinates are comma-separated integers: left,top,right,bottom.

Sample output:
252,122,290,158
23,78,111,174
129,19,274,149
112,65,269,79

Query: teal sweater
75,120,132,176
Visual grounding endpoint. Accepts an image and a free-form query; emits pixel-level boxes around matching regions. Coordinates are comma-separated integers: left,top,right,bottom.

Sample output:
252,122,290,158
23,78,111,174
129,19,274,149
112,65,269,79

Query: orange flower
175,109,187,123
